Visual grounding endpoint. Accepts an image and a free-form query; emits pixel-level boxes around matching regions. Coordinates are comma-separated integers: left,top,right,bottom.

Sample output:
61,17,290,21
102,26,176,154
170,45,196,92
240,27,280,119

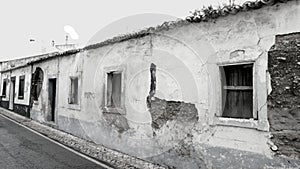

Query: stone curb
0,108,167,169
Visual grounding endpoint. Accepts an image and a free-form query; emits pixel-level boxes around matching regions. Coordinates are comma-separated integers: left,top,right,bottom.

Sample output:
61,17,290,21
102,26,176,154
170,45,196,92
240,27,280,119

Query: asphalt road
0,115,105,169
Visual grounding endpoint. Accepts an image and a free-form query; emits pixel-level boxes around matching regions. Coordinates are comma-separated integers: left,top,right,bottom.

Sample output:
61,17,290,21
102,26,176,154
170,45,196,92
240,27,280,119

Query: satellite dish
64,25,79,40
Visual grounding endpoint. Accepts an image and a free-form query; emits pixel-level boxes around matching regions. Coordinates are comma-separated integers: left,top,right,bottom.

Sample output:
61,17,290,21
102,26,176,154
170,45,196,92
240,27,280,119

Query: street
0,114,106,169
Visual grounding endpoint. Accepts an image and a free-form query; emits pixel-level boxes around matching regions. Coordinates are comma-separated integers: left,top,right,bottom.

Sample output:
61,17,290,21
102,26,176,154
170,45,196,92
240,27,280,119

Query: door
48,78,56,122
9,77,16,110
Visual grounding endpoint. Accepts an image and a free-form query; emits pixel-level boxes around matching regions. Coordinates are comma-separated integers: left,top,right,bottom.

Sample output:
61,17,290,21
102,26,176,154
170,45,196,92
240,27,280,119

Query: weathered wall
0,1,300,168
268,32,300,159
74,36,156,157
31,1,300,167
56,52,92,139
31,58,59,123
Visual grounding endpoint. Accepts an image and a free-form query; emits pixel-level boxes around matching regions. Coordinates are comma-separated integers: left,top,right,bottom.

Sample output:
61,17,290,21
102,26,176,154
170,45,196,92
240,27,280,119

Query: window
221,64,255,119
2,79,7,97
69,77,78,104
18,76,25,99
107,72,122,108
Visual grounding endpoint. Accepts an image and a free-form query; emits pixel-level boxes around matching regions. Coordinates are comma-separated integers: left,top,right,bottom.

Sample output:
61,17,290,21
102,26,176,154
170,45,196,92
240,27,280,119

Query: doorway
9,77,16,110
48,78,56,122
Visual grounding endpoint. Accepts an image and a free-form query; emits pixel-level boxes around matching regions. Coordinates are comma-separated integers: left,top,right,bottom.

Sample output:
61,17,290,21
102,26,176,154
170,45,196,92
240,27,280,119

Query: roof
0,49,81,72
83,0,293,50
0,0,293,72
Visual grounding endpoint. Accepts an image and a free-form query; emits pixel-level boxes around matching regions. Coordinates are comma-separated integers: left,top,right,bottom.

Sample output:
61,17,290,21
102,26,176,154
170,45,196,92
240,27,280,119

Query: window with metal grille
221,64,255,119
18,76,25,99
107,72,121,108
69,77,78,104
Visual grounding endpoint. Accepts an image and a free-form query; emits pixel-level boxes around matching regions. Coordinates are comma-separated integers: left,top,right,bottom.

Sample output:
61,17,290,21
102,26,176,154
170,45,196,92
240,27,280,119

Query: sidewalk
0,107,166,169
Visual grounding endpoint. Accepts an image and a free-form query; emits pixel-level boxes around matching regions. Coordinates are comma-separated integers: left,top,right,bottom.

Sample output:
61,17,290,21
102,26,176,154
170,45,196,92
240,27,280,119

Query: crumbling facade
0,0,299,168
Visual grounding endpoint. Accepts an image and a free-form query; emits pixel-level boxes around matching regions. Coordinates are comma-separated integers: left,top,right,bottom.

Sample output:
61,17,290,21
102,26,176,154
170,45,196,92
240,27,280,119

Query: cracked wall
268,32,300,159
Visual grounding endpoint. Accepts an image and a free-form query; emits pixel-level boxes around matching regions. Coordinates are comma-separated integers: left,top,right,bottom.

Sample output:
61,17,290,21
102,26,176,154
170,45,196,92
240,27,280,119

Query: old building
0,0,299,168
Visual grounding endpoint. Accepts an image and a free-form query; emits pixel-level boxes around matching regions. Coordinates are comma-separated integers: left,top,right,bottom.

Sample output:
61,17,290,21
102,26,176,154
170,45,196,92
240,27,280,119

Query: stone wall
268,32,300,159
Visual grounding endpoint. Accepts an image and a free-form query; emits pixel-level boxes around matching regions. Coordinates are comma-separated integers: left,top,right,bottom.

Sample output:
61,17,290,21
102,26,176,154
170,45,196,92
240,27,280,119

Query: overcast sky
0,0,246,61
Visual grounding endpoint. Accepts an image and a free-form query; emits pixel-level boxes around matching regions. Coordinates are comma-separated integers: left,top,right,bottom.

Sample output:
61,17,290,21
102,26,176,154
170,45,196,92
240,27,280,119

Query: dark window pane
224,64,253,86
221,64,254,119
222,90,253,118
70,77,78,104
107,73,113,107
112,73,121,107
2,80,7,96
107,72,121,108
18,76,25,99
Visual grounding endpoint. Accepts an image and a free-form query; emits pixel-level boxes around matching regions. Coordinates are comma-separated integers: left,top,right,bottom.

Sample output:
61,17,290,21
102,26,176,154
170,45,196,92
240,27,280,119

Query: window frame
103,65,126,114
216,61,258,128
18,75,25,100
220,63,256,119
66,74,81,110
68,76,79,105
1,79,7,98
106,71,122,108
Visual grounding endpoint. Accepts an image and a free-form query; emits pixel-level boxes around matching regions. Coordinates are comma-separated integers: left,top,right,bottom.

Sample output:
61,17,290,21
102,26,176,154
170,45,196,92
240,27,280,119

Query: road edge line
0,113,114,169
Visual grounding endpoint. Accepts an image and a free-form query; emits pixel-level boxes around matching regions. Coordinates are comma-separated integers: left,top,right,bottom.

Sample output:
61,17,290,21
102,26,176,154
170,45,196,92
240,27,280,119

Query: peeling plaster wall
28,1,300,166
151,2,300,158
0,1,299,168
74,1,299,163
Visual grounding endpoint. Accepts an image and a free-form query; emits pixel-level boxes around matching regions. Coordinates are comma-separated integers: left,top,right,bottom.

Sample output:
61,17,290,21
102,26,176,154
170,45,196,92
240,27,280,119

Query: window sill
66,104,81,111
215,117,258,129
103,107,125,115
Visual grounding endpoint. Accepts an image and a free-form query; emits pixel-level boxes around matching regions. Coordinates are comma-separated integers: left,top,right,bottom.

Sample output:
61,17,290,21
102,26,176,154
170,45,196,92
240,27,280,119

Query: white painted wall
11,66,31,105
